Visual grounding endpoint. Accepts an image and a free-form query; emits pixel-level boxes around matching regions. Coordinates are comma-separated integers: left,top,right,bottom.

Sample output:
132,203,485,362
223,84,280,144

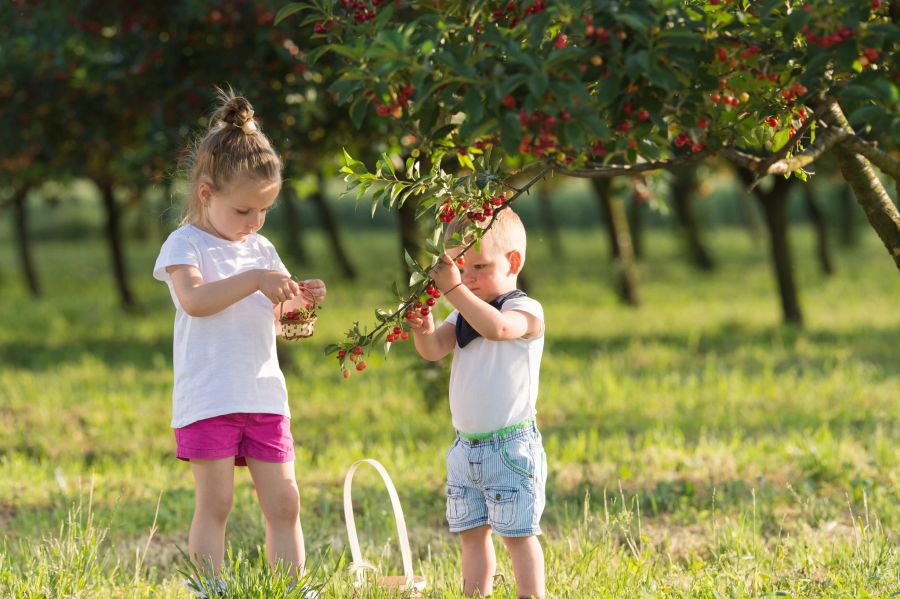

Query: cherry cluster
338,345,366,377
368,85,415,118
406,284,442,320
517,110,574,161
439,195,505,224
282,304,316,321
491,1,546,28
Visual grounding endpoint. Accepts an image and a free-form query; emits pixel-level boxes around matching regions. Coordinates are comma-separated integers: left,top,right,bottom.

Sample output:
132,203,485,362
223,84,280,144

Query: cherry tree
276,0,898,374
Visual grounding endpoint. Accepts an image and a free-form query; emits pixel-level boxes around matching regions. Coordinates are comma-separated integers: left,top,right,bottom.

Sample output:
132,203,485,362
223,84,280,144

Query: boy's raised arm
443,285,541,341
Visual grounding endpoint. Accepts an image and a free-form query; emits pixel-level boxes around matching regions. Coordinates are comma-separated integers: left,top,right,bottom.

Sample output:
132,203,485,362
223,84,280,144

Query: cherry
356,360,367,371
343,369,351,379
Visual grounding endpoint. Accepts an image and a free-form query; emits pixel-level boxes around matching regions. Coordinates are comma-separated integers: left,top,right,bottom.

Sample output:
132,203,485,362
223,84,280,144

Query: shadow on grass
0,336,173,371
547,322,899,376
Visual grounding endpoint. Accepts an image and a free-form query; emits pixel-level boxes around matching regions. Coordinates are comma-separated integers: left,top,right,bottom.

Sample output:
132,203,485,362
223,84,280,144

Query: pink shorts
174,413,294,466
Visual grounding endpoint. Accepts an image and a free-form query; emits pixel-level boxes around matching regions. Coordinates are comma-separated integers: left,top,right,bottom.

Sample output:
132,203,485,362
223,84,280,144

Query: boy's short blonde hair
446,206,527,264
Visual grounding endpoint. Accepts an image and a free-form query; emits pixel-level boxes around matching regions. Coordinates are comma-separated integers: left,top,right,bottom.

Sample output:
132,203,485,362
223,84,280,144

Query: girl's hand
298,278,326,305
258,270,301,304
406,308,435,336
429,253,461,293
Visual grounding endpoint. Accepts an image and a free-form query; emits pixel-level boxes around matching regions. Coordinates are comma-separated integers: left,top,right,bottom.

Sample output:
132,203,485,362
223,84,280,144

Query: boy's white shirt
153,224,290,428
444,297,544,434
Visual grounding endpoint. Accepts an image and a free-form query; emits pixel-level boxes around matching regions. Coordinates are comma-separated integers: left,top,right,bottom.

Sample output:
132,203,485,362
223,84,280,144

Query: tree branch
766,126,849,175
840,135,900,184
557,152,709,178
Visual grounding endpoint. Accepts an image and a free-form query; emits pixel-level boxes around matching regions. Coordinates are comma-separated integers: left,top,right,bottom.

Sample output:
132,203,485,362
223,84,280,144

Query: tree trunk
279,183,308,267
535,181,564,257
671,166,715,271
754,176,803,325
628,195,644,260
591,178,640,306
827,102,900,269
838,183,859,247
98,180,138,312
833,147,900,269
11,186,40,296
803,184,834,276
309,171,356,280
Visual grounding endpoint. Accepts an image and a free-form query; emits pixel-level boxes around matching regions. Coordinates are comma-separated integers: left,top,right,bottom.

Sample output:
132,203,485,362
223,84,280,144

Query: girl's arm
167,265,300,317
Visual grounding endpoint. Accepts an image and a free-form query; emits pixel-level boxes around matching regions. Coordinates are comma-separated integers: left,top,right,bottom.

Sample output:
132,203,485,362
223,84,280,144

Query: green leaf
349,95,369,129
847,105,885,130
613,12,648,33
462,87,484,125
274,3,306,26
404,250,419,274
772,129,791,152
500,112,522,156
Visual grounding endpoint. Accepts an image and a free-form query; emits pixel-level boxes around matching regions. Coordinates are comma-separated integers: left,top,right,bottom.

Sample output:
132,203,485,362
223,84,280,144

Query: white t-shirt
153,224,290,428
445,297,544,434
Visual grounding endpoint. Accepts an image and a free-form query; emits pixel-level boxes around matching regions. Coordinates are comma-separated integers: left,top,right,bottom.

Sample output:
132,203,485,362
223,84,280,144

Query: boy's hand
258,270,301,304
429,253,461,293
406,308,435,335
298,278,326,306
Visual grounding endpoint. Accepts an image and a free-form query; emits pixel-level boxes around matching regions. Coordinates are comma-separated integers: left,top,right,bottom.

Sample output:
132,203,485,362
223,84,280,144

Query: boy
407,207,547,599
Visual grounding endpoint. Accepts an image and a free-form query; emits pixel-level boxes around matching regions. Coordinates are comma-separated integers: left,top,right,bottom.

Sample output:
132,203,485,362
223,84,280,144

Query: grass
0,220,898,597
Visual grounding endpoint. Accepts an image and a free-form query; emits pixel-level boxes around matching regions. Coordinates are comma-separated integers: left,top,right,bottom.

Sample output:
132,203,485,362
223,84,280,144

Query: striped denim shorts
445,420,547,537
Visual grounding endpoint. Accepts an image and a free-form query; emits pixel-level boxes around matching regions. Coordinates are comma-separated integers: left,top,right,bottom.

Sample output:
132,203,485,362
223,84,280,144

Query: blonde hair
180,87,283,224
446,206,527,264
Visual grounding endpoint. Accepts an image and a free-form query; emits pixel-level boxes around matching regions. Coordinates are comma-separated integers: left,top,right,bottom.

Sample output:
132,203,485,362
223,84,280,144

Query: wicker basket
279,303,317,340
343,459,427,596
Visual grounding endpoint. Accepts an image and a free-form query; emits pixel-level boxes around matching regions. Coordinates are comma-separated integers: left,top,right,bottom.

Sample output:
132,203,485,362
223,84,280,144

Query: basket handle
343,459,416,588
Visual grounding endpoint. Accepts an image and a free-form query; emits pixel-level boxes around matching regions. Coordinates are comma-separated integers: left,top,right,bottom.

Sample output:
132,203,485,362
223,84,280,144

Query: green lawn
0,225,898,597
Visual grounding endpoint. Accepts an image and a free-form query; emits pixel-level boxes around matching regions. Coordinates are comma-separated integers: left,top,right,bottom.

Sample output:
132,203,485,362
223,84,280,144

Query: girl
153,89,325,580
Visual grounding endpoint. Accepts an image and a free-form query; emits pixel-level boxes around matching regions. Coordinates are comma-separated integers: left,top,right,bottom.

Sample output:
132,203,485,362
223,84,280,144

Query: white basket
343,459,427,596
279,302,316,340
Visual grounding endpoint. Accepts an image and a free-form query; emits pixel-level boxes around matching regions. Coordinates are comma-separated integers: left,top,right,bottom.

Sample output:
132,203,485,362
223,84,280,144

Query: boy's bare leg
246,458,305,578
460,524,496,597
501,535,544,599
188,458,235,571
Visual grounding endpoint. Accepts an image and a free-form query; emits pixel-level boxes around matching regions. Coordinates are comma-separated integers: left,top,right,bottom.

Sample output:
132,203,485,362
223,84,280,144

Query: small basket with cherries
279,299,318,340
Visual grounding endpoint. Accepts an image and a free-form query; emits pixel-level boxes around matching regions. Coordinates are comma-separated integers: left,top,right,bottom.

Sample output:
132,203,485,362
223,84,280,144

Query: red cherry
393,326,402,335
343,369,351,379
421,307,430,316
502,95,516,109
353,345,363,355
338,350,347,358
356,360,367,371
401,332,409,341
427,297,436,306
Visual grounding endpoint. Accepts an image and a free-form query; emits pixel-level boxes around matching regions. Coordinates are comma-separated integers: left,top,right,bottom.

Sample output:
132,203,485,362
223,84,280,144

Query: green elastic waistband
457,417,535,441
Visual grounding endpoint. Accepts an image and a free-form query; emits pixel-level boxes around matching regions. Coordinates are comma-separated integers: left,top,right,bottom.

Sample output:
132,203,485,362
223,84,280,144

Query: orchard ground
0,187,898,596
